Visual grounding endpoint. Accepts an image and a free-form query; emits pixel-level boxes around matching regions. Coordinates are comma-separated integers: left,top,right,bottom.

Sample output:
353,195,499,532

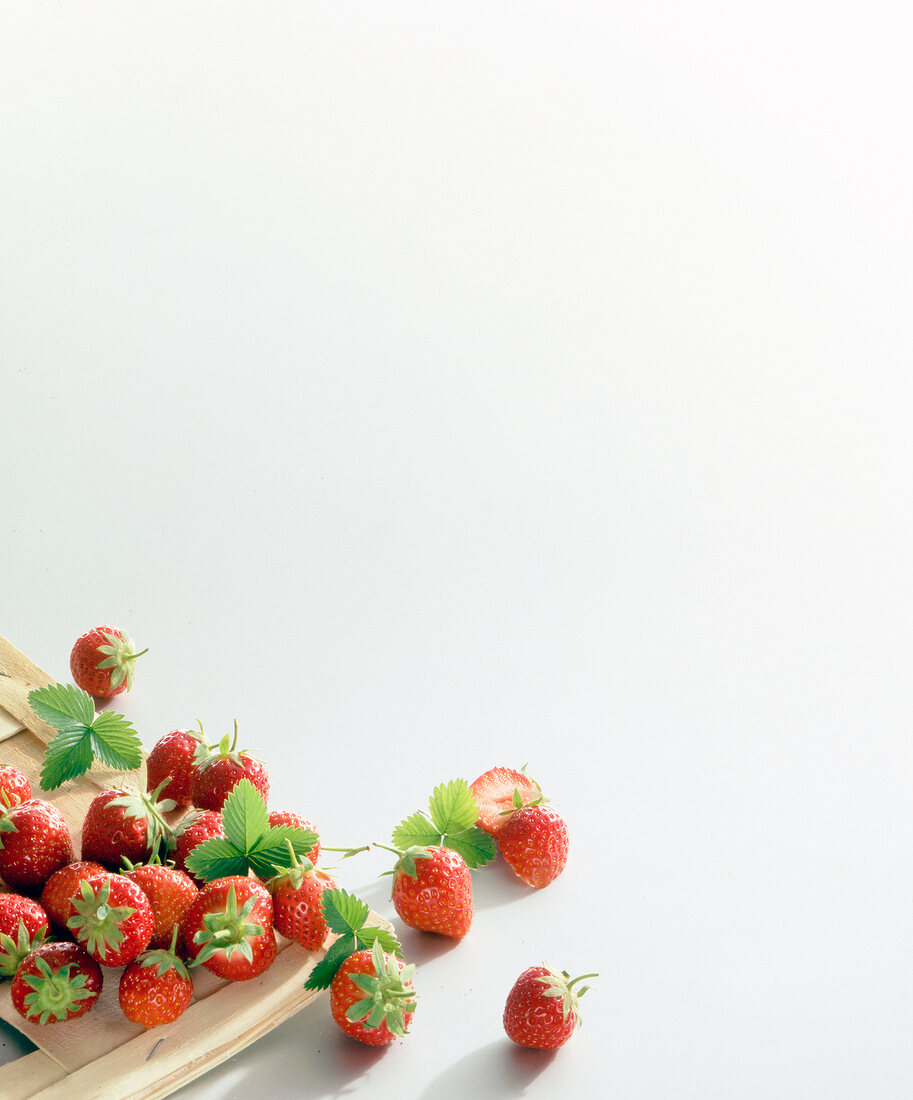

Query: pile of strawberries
0,625,596,1051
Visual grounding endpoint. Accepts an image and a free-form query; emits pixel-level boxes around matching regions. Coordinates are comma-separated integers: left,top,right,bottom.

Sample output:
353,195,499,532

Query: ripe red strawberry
497,805,569,889
0,798,75,892
11,941,103,1025
70,625,147,698
146,727,208,809
67,873,154,967
0,764,31,809
330,940,416,1045
469,766,543,836
0,894,50,977
503,964,597,1049
173,810,225,886
39,861,107,930
119,929,194,1027
268,810,320,864
190,721,269,812
386,844,474,939
181,876,276,981
80,786,175,870
122,861,199,949
265,844,337,950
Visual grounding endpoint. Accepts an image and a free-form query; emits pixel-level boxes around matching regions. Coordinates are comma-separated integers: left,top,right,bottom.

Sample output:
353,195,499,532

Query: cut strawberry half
469,767,543,835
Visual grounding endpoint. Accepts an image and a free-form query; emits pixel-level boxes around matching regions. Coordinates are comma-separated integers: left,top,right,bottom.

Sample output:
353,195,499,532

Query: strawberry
265,841,337,950
497,805,569,889
0,798,75,892
122,860,199,949
190,720,269,812
469,766,543,836
119,928,194,1027
268,810,320,864
181,876,276,981
172,810,225,886
11,941,103,1024
503,964,597,1049
0,765,31,809
80,785,176,870
0,894,50,977
146,726,208,809
330,940,416,1046
69,625,147,698
66,873,154,967
383,844,475,939
39,861,107,931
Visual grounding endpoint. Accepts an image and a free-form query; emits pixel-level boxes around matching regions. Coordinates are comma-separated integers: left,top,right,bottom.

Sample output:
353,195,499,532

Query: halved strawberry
469,767,543,835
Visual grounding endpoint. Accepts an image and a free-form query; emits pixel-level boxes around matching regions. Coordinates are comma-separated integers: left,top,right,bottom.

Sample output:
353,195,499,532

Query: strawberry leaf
356,925,403,957
304,933,357,991
30,684,142,790
184,837,250,881
28,683,94,729
391,812,442,851
321,888,370,937
427,779,478,836
221,778,269,851
442,827,496,869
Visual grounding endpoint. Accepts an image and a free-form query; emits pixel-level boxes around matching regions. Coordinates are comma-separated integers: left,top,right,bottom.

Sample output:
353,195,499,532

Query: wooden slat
0,634,57,745
0,1049,68,1099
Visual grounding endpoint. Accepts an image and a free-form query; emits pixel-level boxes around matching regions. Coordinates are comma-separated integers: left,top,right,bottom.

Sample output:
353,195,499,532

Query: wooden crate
0,633,382,1099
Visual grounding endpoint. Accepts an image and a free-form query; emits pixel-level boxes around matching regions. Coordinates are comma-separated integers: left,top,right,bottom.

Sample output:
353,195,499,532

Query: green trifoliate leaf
442,826,497,869
185,837,250,881
427,779,478,836
184,780,315,882
356,925,403,958
30,684,142,790
304,932,357,991
40,729,96,789
221,778,269,851
28,683,94,729
391,812,443,851
321,888,370,937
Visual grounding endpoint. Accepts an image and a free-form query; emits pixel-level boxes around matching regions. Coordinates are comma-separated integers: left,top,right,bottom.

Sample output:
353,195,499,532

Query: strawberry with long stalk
377,779,496,939
265,839,338,951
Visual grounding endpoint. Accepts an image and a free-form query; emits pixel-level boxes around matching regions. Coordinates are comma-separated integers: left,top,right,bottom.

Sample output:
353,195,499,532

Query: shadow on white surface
417,1039,557,1099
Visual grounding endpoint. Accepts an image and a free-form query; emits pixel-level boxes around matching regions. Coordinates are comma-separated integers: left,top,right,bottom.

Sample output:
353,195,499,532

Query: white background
1,2,911,1097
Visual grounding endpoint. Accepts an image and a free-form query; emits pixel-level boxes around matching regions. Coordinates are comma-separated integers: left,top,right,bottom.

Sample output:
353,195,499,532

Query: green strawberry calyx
0,919,49,978
94,629,148,692
345,939,417,1039
191,882,265,966
137,926,191,980
374,841,435,880
20,958,97,1024
193,719,259,771
266,838,318,891
535,965,599,1026
497,779,547,818
107,780,178,859
66,878,137,962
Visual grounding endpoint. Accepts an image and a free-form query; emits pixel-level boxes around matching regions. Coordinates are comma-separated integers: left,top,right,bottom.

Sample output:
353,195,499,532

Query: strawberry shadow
470,856,534,911
396,925,464,966
417,1038,557,1099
